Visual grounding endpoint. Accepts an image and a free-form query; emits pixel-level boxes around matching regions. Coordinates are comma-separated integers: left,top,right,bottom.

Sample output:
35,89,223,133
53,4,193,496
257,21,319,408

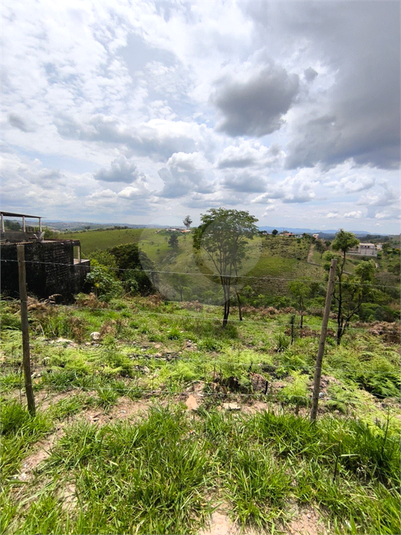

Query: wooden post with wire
17,244,36,416
310,257,337,422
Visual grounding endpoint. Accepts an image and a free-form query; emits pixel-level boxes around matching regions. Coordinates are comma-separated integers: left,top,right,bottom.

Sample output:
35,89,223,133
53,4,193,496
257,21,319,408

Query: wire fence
1,257,399,289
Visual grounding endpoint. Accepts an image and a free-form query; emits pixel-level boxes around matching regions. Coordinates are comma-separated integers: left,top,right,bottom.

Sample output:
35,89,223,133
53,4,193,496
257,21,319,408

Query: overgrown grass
1,292,400,534
1,401,399,534
0,401,52,481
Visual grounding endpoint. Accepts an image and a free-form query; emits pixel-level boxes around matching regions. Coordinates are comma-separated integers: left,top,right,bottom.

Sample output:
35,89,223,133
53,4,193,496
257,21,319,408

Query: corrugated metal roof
0,211,42,218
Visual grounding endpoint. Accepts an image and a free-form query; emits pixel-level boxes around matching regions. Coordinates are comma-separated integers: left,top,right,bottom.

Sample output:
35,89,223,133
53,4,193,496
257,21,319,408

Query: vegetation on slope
1,294,400,534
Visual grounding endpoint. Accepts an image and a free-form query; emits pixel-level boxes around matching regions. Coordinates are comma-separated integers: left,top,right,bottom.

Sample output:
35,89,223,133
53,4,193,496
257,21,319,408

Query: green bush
279,371,309,406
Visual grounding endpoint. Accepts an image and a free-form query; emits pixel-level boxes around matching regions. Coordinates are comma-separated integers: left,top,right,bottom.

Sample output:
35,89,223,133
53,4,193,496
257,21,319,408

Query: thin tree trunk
310,258,337,421
222,278,230,327
236,290,242,321
336,252,346,345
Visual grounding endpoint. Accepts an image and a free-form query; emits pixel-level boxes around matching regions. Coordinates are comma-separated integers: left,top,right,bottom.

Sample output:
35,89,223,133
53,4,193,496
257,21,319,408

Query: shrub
279,371,309,406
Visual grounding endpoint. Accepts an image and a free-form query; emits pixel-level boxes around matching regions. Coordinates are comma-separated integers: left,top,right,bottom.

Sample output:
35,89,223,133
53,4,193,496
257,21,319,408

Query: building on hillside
312,233,320,240
1,211,90,301
281,231,294,237
348,242,377,257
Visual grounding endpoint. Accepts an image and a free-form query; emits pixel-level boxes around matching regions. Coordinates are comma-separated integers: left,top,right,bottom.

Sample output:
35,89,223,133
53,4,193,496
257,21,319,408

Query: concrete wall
1,240,90,301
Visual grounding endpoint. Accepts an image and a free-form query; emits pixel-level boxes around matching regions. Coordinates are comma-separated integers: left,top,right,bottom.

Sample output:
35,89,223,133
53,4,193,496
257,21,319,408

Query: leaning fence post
17,244,36,416
310,258,337,422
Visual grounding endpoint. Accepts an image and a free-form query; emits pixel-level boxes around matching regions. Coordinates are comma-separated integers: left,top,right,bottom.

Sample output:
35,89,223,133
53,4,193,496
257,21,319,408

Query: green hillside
63,228,144,254
1,294,400,535
62,229,325,302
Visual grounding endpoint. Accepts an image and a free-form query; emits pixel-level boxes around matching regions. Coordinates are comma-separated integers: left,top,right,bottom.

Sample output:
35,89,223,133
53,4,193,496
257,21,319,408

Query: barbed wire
2,303,393,332
0,258,399,289
1,365,398,381
2,296,399,331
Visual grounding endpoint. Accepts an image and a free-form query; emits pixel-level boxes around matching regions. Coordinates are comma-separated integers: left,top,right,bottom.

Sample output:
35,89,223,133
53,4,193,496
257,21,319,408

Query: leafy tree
272,229,278,236
288,280,310,328
88,250,118,271
4,220,21,231
168,233,179,248
108,243,157,295
169,273,190,301
193,208,258,326
43,227,57,239
302,233,314,242
183,215,192,229
85,260,123,301
324,230,368,344
314,240,326,257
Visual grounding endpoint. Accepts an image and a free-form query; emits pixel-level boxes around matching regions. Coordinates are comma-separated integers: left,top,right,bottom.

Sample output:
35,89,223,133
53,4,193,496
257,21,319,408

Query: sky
1,0,400,233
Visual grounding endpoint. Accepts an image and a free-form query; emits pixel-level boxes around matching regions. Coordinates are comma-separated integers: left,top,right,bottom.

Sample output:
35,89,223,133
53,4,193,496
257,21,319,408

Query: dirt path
307,244,314,263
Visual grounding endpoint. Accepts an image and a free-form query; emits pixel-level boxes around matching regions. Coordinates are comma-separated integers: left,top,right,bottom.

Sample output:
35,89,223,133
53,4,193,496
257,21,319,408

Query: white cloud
343,211,362,219
0,0,399,232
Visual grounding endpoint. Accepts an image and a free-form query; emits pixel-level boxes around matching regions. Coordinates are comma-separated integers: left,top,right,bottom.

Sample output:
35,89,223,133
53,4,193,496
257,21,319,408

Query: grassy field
62,229,326,303
1,295,400,534
62,228,144,255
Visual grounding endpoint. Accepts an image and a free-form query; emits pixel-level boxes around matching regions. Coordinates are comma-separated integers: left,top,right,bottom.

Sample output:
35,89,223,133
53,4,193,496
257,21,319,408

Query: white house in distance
348,243,377,257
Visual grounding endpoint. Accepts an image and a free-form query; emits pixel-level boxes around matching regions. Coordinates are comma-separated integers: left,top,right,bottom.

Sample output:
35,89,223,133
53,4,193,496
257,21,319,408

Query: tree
272,229,278,236
108,243,157,295
326,230,365,344
168,233,179,248
193,208,258,326
85,260,123,301
314,240,326,258
4,219,21,231
288,280,310,328
183,215,192,229
170,273,190,301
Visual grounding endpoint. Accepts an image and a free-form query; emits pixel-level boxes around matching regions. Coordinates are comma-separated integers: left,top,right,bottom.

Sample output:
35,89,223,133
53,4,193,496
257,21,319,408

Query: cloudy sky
1,0,400,233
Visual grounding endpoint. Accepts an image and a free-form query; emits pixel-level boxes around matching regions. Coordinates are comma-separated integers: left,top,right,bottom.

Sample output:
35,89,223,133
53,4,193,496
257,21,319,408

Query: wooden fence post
310,258,337,422
17,244,36,416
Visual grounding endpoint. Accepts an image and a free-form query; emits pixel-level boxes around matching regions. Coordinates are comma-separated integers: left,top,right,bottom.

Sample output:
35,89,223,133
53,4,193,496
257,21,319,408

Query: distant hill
44,220,390,238
258,226,388,238
46,221,154,231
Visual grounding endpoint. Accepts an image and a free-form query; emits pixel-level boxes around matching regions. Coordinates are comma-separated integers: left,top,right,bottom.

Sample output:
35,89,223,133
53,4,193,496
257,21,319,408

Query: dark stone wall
1,240,90,301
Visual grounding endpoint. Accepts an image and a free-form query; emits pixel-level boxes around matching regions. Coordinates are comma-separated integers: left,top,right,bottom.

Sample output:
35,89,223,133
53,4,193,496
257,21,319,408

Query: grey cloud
212,63,299,137
304,67,318,82
245,2,401,170
341,176,375,194
56,114,197,161
157,167,214,199
184,192,243,209
218,156,254,169
8,113,34,132
223,173,267,193
120,32,177,76
282,194,314,204
36,169,63,183
357,182,400,219
94,156,142,183
252,173,316,204
217,143,282,169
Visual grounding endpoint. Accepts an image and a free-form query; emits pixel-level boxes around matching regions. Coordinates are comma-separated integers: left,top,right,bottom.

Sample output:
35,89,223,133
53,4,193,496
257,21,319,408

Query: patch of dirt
200,508,262,535
18,425,65,481
199,511,238,535
241,400,271,414
367,321,400,343
58,482,78,512
82,397,150,425
285,505,328,535
35,390,79,411
185,394,199,411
